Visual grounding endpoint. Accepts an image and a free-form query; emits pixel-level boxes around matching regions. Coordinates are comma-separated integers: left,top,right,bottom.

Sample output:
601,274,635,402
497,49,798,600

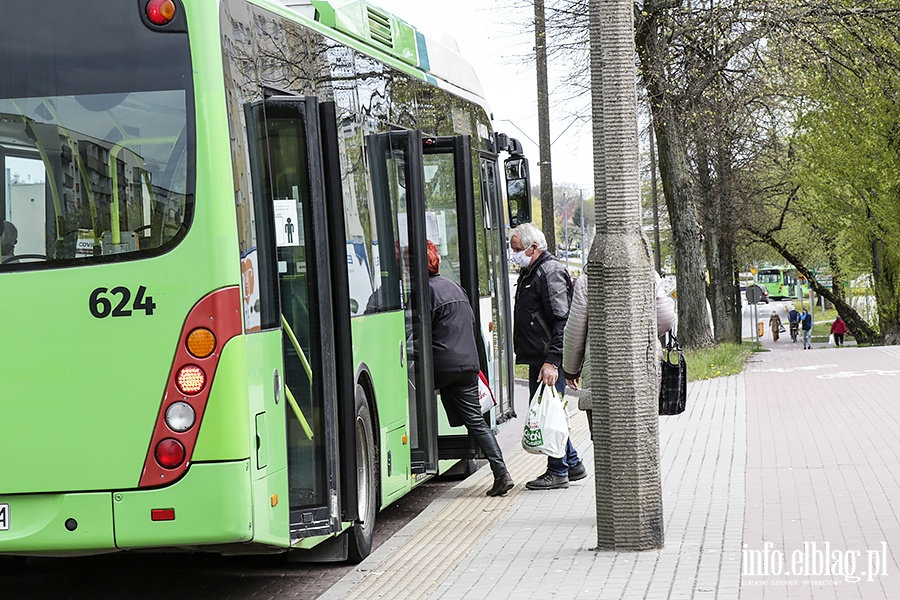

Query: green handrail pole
281,314,313,381
284,384,315,440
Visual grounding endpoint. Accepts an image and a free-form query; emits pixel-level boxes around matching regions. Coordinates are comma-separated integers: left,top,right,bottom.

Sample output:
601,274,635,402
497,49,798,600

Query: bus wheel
348,384,377,563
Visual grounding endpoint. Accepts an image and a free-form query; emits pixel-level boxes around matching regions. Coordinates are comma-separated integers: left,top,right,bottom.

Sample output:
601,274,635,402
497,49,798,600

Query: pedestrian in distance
830,316,848,347
509,222,585,491
787,305,801,343
769,311,782,342
800,308,814,349
426,240,514,497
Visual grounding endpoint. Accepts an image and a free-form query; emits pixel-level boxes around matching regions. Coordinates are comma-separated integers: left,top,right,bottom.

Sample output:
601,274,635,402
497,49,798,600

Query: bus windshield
0,2,193,269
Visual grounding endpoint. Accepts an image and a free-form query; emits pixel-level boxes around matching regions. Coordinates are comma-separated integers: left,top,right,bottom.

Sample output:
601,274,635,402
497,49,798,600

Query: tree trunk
650,100,714,348
698,143,741,344
534,0,556,255
649,122,662,274
636,7,714,349
871,235,900,344
588,0,663,551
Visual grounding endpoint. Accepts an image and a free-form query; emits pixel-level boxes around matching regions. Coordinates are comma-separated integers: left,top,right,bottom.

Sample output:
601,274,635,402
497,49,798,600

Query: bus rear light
155,439,186,469
146,0,177,25
165,401,195,433
186,328,216,358
151,508,176,522
139,287,242,488
176,365,206,395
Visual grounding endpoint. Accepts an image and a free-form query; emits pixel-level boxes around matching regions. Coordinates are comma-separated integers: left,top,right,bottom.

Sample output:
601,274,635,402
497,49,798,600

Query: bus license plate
0,503,8,530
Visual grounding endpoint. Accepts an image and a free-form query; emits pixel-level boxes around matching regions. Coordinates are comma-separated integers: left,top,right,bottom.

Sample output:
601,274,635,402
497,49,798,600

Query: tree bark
589,0,664,551
698,139,741,344
649,121,662,275
871,234,900,345
534,0,556,255
635,4,715,349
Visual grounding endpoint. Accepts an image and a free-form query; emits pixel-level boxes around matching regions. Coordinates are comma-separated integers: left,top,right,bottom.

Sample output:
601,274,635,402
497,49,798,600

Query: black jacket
513,251,572,367
428,274,480,376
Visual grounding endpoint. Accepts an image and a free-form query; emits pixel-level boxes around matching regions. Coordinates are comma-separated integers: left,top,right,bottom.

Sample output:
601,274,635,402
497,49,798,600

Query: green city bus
755,267,809,301
0,0,531,562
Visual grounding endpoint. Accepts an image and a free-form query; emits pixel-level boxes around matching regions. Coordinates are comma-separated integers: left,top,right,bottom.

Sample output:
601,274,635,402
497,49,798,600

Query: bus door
247,96,345,539
421,136,514,460
365,131,438,476
478,154,515,422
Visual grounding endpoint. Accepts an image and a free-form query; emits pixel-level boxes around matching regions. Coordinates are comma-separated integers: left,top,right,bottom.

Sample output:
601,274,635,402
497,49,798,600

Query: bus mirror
504,156,531,227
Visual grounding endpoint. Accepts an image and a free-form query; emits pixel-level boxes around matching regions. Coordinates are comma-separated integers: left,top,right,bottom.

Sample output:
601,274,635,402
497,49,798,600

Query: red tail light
155,439,186,469
146,0,177,26
139,287,242,487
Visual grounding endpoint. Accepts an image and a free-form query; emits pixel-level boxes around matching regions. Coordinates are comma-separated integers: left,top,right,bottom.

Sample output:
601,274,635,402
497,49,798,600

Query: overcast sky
374,0,594,193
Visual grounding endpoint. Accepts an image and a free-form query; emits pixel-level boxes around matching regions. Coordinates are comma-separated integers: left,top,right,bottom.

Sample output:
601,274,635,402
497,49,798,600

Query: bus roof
271,0,486,101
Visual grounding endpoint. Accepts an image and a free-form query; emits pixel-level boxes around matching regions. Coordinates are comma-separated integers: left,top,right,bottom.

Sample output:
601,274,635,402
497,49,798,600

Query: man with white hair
509,223,584,490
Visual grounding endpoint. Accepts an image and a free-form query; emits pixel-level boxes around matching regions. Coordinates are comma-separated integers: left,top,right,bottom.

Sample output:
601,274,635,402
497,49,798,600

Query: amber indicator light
186,328,216,358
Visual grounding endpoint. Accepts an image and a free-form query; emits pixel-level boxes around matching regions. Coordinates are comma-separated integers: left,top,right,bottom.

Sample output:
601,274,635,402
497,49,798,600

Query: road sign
746,285,764,304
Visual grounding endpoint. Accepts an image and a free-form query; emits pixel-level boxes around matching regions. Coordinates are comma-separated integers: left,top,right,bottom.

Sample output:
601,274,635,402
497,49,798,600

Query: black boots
486,472,515,496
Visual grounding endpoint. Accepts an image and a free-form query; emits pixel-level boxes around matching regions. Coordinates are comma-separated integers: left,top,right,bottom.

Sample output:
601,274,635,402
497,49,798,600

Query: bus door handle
400,341,405,368
273,369,281,404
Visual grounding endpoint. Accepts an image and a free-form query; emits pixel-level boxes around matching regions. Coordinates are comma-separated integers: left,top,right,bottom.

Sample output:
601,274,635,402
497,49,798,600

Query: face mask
510,249,531,268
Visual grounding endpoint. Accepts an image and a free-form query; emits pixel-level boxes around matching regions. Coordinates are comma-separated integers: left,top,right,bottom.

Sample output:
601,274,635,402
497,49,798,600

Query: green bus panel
0,266,215,495
192,338,252,462
382,424,411,503
350,311,407,429
350,311,408,503
114,461,253,549
247,331,291,547
0,493,114,554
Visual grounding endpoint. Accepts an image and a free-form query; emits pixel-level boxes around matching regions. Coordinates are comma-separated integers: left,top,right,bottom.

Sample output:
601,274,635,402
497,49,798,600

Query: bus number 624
89,286,156,318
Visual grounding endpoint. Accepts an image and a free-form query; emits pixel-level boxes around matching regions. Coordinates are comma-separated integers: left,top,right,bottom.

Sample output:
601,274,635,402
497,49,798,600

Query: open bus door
421,135,515,460
245,96,355,551
365,131,439,477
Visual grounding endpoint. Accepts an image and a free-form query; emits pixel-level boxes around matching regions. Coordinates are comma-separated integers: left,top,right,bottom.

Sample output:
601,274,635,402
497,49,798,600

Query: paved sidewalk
321,345,900,599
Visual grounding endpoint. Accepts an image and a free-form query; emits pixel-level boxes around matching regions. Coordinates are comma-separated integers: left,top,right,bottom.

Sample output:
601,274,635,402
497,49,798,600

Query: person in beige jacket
563,271,676,437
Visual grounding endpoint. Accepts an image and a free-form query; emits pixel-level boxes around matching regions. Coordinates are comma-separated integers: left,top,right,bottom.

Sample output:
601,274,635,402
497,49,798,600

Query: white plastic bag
478,371,497,414
828,333,835,347
521,384,569,458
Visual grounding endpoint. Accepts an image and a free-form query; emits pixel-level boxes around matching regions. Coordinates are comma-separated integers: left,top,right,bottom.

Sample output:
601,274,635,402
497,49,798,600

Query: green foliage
750,9,900,339
683,343,753,381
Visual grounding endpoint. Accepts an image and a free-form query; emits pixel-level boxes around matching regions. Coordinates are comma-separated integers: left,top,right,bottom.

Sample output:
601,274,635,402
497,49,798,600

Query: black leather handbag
659,333,687,416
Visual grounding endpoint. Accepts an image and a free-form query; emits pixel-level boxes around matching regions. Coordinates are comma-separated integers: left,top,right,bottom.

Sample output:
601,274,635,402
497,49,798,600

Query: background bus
755,267,809,301
0,0,529,563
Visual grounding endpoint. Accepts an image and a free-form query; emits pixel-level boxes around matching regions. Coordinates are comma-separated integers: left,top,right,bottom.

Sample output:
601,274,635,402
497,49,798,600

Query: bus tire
347,384,377,563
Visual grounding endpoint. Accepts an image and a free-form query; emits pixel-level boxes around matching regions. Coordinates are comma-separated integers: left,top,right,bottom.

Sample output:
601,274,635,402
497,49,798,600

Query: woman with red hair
426,240,513,497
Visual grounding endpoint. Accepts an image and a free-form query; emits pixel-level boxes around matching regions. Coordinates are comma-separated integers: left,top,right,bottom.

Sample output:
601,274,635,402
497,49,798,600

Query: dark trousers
527,364,581,477
834,333,844,346
436,371,508,479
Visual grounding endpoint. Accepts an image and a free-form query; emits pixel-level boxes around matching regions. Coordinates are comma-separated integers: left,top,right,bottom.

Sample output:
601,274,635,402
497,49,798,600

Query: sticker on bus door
273,198,302,247
0,503,8,530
